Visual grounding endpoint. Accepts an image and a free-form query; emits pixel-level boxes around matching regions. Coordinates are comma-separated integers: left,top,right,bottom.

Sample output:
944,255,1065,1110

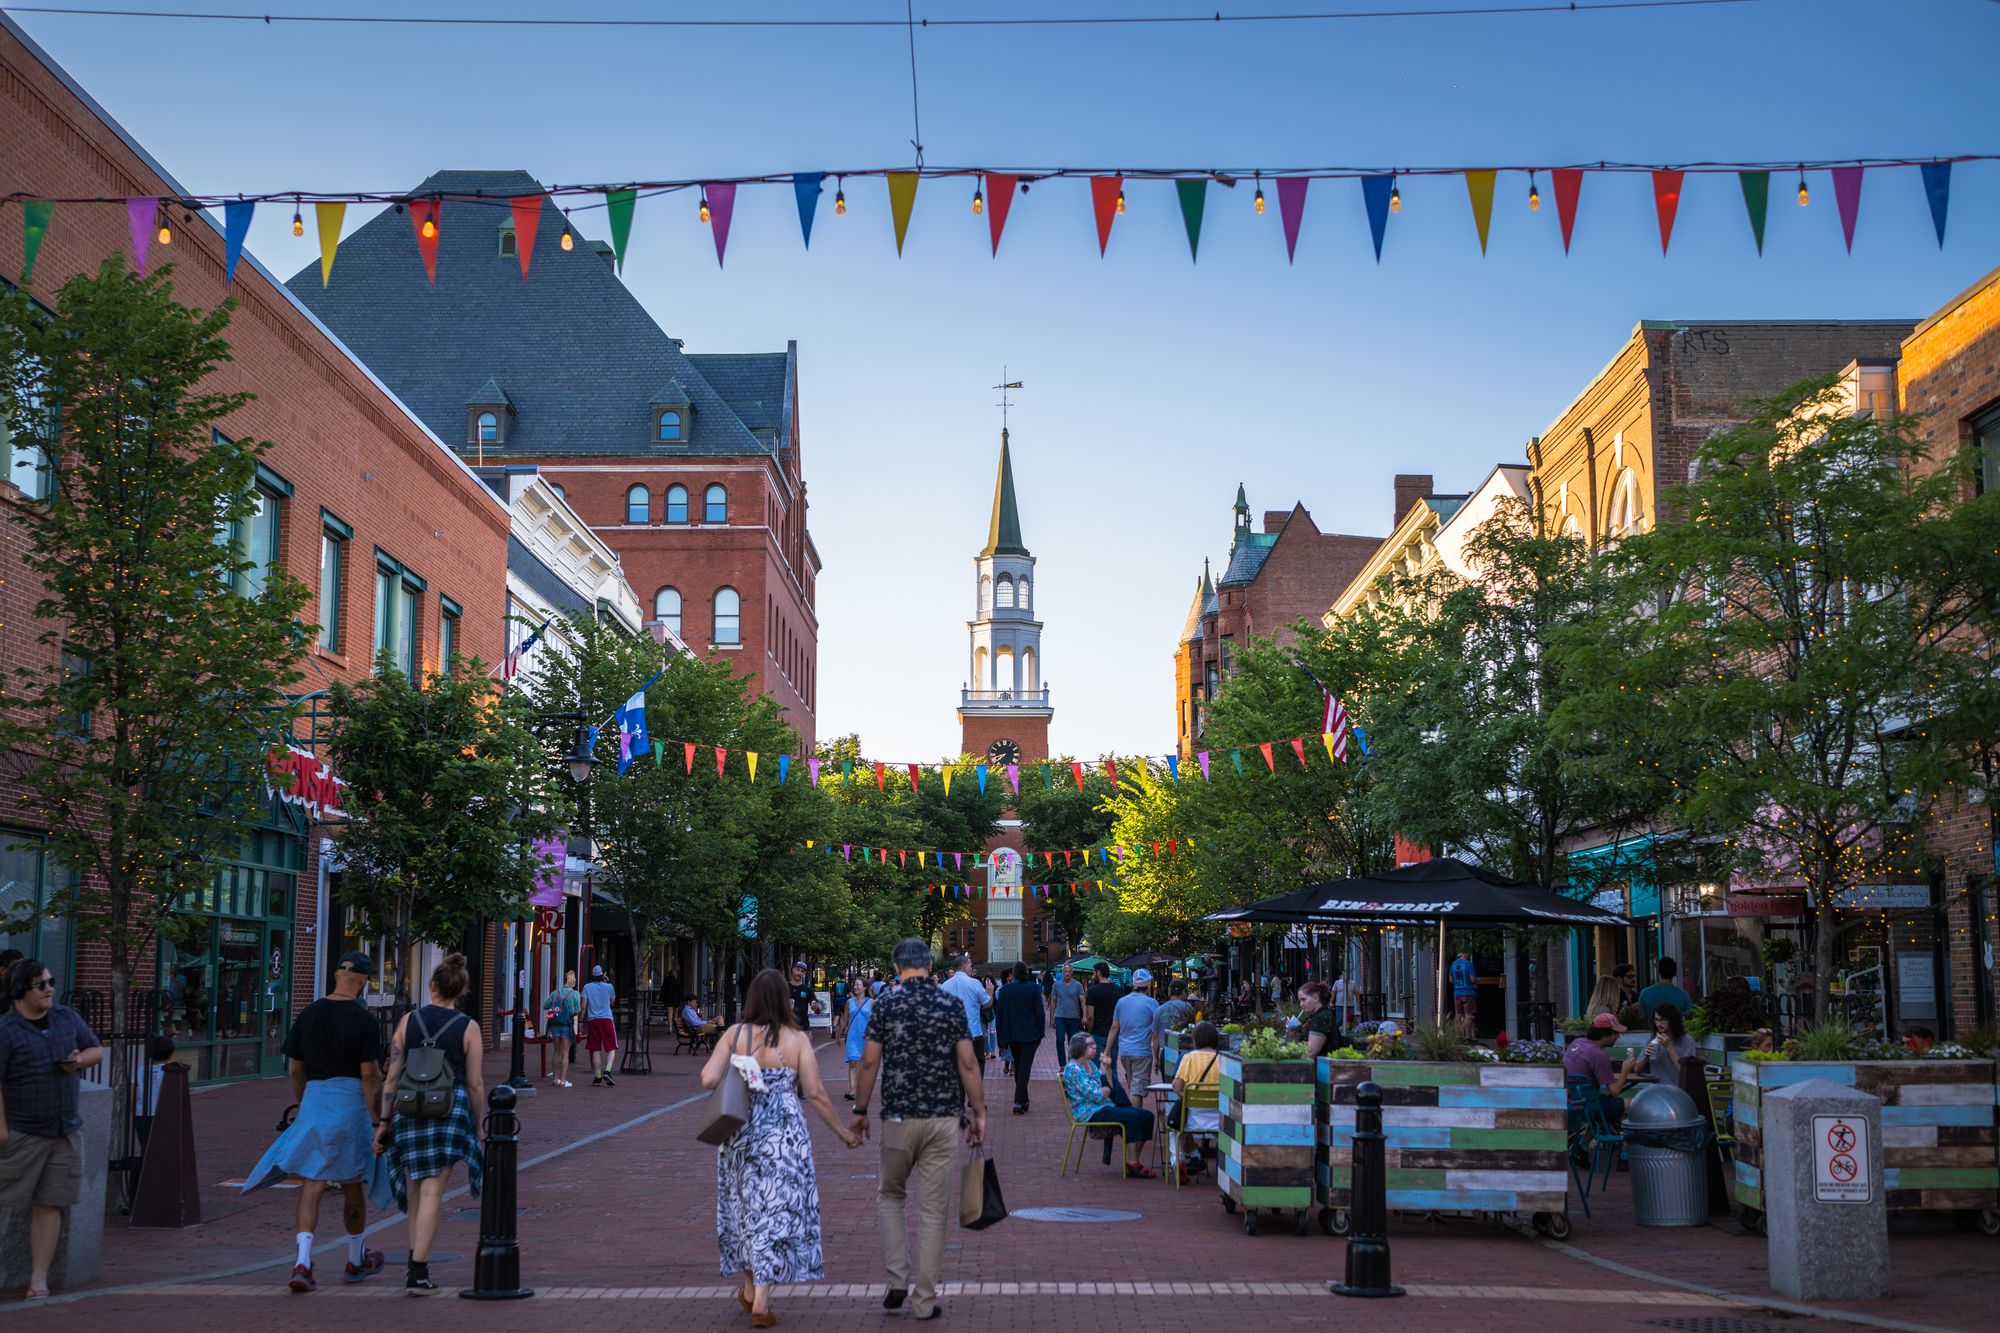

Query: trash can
1624,1084,1713,1227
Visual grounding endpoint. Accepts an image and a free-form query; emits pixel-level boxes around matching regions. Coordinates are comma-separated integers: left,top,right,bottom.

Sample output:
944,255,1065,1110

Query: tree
1575,378,2000,1019
1014,758,1117,951
327,663,562,1005
0,259,311,1134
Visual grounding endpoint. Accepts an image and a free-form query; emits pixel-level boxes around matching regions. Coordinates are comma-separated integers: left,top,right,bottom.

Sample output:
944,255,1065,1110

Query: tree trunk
1811,889,1836,1024
721,942,738,1024
107,950,131,1220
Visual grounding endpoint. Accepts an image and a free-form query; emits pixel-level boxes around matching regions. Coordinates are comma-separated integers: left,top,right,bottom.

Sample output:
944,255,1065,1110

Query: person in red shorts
581,965,619,1087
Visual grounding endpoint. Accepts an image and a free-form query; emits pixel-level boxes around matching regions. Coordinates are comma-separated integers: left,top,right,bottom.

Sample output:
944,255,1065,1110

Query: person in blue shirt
1448,948,1478,1035
1636,956,1694,1022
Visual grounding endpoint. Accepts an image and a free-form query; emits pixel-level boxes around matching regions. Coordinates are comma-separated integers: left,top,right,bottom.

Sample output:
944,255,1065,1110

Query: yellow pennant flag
888,173,919,255
1323,731,1338,764
941,765,954,796
747,751,759,783
806,839,815,849
315,202,347,286
1463,171,1495,255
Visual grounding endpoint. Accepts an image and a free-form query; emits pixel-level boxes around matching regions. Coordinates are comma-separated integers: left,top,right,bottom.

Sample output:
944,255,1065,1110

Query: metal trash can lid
1624,1083,1702,1129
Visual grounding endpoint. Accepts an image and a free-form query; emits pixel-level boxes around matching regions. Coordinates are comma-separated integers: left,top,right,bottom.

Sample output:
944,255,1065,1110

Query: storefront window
0,832,74,973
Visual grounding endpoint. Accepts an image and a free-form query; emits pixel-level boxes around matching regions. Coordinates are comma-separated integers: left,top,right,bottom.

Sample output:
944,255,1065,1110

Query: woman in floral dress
700,968,860,1326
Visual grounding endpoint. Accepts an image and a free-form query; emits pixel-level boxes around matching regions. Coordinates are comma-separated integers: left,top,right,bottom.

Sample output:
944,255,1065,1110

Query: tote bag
958,1145,1007,1230
696,1025,752,1146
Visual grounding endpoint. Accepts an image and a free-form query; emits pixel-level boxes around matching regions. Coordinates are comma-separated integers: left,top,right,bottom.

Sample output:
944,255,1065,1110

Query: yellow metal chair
1169,1084,1221,1190
1059,1096,1129,1178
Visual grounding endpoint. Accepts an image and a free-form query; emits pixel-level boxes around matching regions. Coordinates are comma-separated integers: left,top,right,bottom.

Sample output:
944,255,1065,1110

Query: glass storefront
0,831,75,975
158,820,302,1083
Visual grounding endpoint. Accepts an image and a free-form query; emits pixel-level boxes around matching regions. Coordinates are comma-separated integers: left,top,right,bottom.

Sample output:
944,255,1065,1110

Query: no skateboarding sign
1811,1114,1872,1203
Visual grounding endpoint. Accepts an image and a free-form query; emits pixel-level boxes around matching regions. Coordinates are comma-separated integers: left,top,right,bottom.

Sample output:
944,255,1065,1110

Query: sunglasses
27,977,54,992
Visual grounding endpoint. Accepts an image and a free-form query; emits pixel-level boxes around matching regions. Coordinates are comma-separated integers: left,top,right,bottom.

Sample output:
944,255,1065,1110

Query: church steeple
981,428,1028,557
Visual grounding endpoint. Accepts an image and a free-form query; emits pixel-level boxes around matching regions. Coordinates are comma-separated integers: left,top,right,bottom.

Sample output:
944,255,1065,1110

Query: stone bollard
1329,1080,1404,1299
459,1085,533,1300
1762,1077,1887,1301
0,1082,109,1289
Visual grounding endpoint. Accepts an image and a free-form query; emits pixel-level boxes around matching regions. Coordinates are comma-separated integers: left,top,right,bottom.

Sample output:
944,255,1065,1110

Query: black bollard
460,1085,534,1300
1330,1080,1404,1298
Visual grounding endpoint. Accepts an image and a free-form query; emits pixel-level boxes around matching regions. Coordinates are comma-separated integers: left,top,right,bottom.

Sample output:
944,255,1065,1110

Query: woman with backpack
544,969,582,1088
376,953,484,1296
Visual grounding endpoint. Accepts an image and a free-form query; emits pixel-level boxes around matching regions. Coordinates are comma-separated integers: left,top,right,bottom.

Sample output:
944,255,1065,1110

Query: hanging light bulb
292,205,303,237
1528,172,1541,212
698,192,711,224
156,209,171,246
1115,188,1127,216
834,178,847,216
1389,182,1402,214
421,213,437,239
1254,174,1265,216
1796,169,1809,206
972,180,984,216
560,208,574,251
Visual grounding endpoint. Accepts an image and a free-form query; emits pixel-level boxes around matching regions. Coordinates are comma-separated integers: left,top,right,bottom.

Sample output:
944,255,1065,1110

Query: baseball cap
591,964,606,978
1591,1011,1626,1032
336,952,375,977
1131,967,1153,985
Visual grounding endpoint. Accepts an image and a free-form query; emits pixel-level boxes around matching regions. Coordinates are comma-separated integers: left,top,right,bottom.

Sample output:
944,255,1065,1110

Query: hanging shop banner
266,745,345,820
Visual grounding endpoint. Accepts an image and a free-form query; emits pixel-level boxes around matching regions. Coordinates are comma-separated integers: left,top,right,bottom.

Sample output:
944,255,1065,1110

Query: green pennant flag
20,200,53,286
604,188,637,272
1230,749,1244,776
1175,179,1206,261
1040,764,1053,791
653,740,665,768
1737,171,1770,255
841,759,852,786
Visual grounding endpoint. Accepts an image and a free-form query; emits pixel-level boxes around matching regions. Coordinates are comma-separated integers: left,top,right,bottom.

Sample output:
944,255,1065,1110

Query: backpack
394,1006,464,1121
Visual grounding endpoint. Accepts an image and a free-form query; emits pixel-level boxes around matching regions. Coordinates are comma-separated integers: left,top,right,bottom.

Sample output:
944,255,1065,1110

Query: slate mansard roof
284,170,791,460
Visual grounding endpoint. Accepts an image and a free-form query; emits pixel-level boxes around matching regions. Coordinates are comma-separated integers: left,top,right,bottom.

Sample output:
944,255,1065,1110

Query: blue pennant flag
223,201,255,284
614,688,649,776
1920,162,1951,248
1352,725,1370,757
778,754,791,784
1166,754,1180,782
1361,175,1394,262
976,764,988,794
794,172,824,248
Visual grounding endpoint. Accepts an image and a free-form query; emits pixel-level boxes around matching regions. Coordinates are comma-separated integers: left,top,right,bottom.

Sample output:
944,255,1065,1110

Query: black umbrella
1203,857,1629,928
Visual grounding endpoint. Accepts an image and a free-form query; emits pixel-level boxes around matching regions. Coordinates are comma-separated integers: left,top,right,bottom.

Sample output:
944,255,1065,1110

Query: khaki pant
877,1116,957,1317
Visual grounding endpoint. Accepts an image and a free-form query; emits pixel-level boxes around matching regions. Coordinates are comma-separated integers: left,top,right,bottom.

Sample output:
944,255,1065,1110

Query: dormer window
465,377,513,449
649,379,694,446
658,411,683,441
475,412,498,445
498,226,517,258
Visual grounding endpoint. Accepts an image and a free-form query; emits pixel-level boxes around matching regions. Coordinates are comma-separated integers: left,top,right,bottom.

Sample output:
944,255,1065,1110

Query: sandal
1124,1163,1158,1179
738,1285,753,1313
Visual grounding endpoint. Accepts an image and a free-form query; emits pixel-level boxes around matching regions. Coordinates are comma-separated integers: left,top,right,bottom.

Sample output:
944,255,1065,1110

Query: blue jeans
1090,1104,1154,1162
1053,1016,1080,1058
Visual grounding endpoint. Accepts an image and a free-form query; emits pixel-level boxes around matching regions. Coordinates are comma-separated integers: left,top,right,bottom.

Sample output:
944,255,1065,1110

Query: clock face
987,737,1021,765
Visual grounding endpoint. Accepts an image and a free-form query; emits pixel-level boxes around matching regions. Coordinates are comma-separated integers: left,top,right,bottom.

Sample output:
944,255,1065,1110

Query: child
134,1033,175,1152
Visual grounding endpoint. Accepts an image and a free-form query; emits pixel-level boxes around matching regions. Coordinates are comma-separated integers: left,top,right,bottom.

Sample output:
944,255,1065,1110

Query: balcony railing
960,687,1051,707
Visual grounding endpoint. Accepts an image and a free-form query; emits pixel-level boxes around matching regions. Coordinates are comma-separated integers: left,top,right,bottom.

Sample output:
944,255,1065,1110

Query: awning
1203,857,1631,928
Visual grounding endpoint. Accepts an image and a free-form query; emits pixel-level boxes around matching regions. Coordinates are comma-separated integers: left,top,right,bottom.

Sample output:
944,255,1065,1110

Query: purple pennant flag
1361,175,1394,261
1277,177,1309,263
222,201,254,284
1920,162,1950,247
954,851,963,870
126,198,156,275
809,756,822,785
708,182,738,267
1832,167,1864,253
1197,751,1211,780
841,844,851,861
1007,763,1019,794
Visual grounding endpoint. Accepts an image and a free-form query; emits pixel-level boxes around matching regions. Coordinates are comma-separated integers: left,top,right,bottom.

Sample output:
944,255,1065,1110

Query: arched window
655,587,681,637
625,485,650,524
973,646,988,688
658,410,683,442
996,574,1015,609
1561,513,1583,540
994,647,1016,696
979,575,992,612
1022,647,1038,692
713,586,741,644
549,483,565,503
475,411,498,444
1610,468,1645,537
665,484,688,524
1016,578,1030,611
704,484,728,524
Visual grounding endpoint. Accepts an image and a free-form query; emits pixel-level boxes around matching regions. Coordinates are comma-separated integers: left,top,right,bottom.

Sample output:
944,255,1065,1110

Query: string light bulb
972,181,984,216
1254,174,1265,216
292,207,303,237
421,214,437,240
1797,169,1809,207
560,209,574,251
1389,182,1402,214
834,179,846,216
698,192,711,224
1115,188,1127,216
156,211,171,246
1528,172,1541,212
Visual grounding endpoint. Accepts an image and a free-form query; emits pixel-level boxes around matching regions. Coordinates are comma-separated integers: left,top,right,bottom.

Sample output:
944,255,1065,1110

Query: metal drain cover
1647,1319,1790,1333
1012,1206,1142,1223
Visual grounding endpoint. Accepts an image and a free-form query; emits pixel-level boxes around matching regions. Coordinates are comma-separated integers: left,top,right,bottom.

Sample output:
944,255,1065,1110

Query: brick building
1174,484,1383,755
0,16,513,1081
283,171,819,748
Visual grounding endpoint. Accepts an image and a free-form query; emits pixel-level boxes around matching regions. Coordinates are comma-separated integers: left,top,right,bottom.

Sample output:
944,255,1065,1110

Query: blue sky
14,0,2000,761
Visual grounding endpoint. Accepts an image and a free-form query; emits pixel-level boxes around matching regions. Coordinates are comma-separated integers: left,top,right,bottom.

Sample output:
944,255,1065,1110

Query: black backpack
394,1007,464,1120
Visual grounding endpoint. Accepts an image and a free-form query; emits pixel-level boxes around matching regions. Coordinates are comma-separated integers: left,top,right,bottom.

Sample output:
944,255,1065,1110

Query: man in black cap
242,952,386,1292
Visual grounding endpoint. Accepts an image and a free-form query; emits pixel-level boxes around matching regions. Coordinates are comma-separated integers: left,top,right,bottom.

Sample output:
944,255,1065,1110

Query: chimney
1393,474,1433,523
1262,510,1289,534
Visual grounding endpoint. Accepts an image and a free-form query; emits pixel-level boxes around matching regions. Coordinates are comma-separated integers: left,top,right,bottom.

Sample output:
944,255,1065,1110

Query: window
704,484,728,524
1017,578,1030,611
658,411,683,442
475,411,499,444
549,483,565,503
655,587,681,638
995,646,1015,694
498,228,517,258
626,484,650,524
973,645,988,688
996,574,1015,609
56,648,90,740
0,833,75,974
318,511,350,652
1609,468,1644,537
665,485,689,523
2,362,52,501
439,596,461,667
373,553,423,677
979,575,992,612
1976,408,2000,496
1022,647,1037,692
240,479,283,598
713,587,743,645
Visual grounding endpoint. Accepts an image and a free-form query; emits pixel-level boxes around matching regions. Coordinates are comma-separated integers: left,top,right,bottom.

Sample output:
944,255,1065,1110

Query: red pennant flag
1651,170,1684,255
986,173,1018,256
1104,758,1119,788
1291,737,1307,768
715,746,727,777
907,763,920,794
1151,841,1161,857
1552,168,1583,253
1259,741,1276,772
1090,176,1123,256
899,850,907,868
874,762,886,791
1167,839,1177,855
409,200,441,285
509,196,542,278
1070,761,1084,789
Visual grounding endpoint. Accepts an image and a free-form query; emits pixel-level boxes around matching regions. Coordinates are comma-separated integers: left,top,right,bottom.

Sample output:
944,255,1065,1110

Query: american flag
1299,664,1351,763
500,616,552,685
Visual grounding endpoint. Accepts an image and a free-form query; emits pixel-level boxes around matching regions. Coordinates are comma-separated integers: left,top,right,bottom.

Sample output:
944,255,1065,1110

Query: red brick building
284,172,819,748
0,17,512,1080
1174,484,1386,755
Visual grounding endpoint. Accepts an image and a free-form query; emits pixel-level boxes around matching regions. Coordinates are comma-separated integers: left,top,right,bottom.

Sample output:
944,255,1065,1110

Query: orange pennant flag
1291,737,1307,768
510,195,542,278
1259,741,1276,772
715,746,727,777
408,200,441,285
1071,761,1085,789
908,763,920,794
684,741,697,774
874,761,886,791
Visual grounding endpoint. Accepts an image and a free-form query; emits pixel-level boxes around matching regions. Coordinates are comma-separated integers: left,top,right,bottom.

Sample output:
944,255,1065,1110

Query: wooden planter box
1730,1058,1998,1215
1218,1053,1317,1224
1317,1059,1571,1225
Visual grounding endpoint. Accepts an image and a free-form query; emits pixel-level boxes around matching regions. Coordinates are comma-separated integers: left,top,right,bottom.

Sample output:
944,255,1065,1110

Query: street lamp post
508,715,596,1093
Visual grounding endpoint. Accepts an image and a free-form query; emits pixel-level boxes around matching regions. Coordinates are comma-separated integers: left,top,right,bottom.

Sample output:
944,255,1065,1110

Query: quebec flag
614,688,649,776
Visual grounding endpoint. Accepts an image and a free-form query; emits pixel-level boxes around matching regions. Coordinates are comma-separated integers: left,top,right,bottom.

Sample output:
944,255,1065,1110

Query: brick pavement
19,1039,1989,1331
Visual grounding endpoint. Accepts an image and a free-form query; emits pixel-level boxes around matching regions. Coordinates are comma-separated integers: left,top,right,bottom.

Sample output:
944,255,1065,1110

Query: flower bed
1217,1053,1317,1234
1316,1058,1572,1233
1730,1057,1998,1217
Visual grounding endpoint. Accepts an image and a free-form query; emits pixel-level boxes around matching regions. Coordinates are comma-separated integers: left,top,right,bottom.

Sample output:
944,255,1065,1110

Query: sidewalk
23,1037,1987,1331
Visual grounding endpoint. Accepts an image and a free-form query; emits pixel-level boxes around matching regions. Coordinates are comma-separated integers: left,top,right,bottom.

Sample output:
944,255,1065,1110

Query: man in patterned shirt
849,938,985,1322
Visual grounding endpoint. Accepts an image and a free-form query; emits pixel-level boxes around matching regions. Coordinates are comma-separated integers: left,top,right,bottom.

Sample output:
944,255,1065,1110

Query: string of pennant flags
805,840,1196,870
8,154,1982,286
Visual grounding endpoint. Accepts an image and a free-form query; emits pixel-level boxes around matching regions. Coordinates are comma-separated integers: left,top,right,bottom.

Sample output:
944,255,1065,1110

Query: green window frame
373,551,425,677
318,509,351,652
440,595,462,668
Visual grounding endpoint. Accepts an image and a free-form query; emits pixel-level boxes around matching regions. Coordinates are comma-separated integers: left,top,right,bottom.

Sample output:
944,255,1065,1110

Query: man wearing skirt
242,952,386,1292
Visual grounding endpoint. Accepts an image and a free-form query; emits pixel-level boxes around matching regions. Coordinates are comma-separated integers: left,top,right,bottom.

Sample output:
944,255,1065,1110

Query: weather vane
994,369,1023,432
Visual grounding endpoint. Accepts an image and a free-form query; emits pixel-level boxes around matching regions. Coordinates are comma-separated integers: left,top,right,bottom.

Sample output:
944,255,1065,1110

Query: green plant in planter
1239,1028,1309,1061
1557,1015,1590,1037
1220,1023,1244,1036
1792,1018,1860,1061
1408,1022,1469,1062
1691,988,1768,1037
1327,1045,1367,1061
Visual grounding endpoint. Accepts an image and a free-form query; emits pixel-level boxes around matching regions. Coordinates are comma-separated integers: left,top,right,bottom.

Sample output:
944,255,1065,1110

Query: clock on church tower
958,428,1051,763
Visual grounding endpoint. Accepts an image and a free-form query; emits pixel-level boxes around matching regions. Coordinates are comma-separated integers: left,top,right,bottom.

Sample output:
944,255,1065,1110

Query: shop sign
535,906,562,933
738,895,758,940
1827,883,1932,912
266,746,345,820
1728,892,1805,918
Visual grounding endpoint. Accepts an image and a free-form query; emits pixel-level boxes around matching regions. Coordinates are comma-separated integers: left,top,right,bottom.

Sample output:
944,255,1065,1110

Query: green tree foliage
1569,378,2000,1018
0,259,311,1119
328,663,563,1003
1014,758,1118,951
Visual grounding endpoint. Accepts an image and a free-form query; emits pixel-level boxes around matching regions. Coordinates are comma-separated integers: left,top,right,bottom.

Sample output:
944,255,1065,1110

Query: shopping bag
959,1148,1007,1230
696,1026,751,1146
